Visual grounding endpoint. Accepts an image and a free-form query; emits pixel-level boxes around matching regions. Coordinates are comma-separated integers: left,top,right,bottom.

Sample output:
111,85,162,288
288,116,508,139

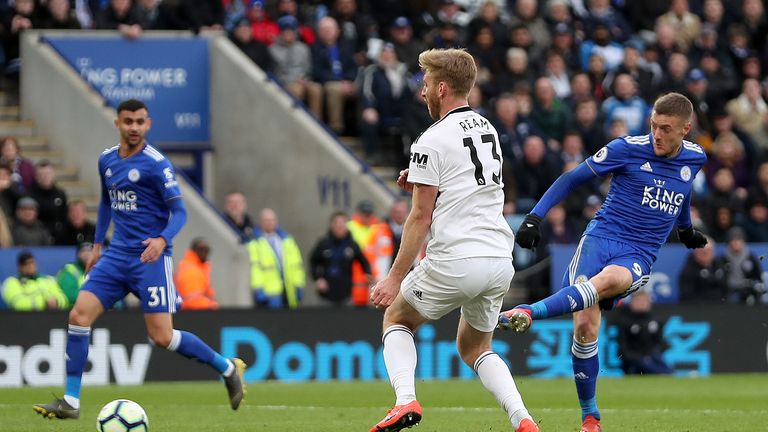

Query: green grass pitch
4,374,767,431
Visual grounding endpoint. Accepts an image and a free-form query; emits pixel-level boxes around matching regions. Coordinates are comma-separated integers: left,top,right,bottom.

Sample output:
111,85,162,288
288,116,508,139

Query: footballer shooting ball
96,399,149,432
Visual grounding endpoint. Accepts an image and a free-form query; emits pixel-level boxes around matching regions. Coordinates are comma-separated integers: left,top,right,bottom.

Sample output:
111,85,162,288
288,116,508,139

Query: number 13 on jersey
463,133,501,186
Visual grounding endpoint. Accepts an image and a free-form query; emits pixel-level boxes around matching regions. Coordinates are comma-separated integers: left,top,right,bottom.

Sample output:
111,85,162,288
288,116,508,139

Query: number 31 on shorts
147,286,167,307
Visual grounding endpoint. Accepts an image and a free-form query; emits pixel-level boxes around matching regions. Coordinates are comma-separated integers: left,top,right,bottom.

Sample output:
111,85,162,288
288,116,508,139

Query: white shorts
400,256,514,333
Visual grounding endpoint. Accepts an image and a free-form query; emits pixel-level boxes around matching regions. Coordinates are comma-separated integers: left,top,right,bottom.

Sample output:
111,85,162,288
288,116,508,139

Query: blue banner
45,36,210,148
550,243,768,302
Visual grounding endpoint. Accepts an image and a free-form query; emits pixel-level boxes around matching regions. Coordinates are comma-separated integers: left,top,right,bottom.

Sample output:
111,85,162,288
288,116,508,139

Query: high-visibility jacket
56,262,85,306
1,274,68,311
347,215,393,306
248,230,306,309
174,249,219,310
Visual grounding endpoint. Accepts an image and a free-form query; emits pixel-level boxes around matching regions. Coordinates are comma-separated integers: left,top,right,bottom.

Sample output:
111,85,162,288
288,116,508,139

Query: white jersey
407,106,515,261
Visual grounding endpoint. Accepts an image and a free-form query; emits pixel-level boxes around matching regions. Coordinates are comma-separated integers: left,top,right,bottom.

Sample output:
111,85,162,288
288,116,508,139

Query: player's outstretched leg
498,281,600,332
371,324,422,432
572,308,602,432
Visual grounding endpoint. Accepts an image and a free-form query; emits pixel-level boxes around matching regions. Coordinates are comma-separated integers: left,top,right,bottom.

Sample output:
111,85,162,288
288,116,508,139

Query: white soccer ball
96,399,149,432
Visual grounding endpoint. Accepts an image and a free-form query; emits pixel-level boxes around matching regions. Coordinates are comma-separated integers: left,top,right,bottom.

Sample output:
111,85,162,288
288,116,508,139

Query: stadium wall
1,306,765,387
208,36,396,258
19,31,251,307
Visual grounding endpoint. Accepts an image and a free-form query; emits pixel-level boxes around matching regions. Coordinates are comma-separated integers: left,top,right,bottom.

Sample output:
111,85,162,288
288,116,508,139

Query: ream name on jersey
458,116,490,132
641,178,684,216
109,188,138,212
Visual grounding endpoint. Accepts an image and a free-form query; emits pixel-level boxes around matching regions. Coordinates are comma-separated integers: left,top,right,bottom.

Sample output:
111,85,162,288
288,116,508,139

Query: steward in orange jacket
174,238,219,310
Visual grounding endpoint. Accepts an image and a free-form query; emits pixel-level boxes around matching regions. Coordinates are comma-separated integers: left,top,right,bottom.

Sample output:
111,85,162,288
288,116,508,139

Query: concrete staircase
0,95,99,218
337,135,402,196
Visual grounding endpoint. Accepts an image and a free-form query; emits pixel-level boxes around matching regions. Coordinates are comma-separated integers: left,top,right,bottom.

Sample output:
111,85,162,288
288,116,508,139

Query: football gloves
678,226,708,249
515,213,542,250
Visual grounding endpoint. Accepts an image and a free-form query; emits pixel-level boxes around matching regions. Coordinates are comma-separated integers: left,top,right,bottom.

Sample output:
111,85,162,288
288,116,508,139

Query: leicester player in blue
498,93,708,432
34,99,246,420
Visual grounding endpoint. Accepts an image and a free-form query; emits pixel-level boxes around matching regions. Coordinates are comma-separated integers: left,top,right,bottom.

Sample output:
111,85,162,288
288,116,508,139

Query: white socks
63,395,80,409
222,360,235,377
382,325,417,406
474,351,532,429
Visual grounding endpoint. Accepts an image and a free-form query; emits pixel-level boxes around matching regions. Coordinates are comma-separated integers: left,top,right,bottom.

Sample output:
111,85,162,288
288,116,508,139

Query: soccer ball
96,399,149,432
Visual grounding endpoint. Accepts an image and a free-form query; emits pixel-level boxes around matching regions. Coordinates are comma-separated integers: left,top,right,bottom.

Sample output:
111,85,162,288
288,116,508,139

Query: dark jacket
29,184,68,237
310,232,370,303
54,220,96,246
311,42,358,83
177,0,224,32
94,5,143,29
11,219,52,246
360,63,409,121
614,307,666,371
678,254,726,303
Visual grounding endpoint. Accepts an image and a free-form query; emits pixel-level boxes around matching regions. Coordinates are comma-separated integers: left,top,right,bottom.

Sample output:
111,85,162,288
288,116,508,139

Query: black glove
515,213,542,250
678,227,707,249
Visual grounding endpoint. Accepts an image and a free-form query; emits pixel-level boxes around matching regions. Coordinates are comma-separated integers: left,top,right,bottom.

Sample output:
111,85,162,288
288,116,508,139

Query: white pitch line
246,405,768,415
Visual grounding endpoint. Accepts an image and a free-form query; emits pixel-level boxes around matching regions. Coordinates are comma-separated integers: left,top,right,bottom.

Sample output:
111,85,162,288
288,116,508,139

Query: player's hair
17,250,34,266
418,49,477,98
117,99,148,114
652,93,693,121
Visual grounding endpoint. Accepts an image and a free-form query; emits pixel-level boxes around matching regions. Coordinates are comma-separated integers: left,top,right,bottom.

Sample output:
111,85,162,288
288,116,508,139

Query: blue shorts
82,249,181,313
562,235,654,303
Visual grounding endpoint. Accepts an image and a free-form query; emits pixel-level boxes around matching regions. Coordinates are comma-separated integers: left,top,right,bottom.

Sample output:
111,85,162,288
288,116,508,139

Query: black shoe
33,396,80,419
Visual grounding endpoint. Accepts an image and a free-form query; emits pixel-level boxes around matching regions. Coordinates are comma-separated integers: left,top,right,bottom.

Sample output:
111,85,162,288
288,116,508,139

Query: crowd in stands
1,0,767,309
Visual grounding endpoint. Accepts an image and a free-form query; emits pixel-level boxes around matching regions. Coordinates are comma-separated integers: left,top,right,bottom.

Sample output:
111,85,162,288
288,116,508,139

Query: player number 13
463,134,501,186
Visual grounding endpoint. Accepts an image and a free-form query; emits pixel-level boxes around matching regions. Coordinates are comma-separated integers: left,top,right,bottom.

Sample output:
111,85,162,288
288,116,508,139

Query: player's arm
141,161,186,263
89,162,113,273
675,192,707,249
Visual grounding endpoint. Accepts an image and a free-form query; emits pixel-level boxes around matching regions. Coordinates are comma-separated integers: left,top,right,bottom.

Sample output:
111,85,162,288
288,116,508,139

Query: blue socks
572,338,600,421
527,282,599,319
168,330,233,376
65,324,91,407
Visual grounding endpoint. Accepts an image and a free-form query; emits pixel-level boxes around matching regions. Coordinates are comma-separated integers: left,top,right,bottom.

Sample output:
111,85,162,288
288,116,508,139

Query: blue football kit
82,143,184,313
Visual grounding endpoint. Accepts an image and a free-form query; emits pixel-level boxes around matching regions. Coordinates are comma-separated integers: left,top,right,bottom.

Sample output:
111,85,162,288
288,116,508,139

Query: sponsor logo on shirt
411,152,429,169
641,179,684,216
109,189,138,211
163,167,178,189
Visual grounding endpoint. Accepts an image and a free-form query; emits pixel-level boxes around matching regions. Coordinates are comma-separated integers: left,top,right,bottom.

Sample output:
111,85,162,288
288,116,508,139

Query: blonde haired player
368,49,538,432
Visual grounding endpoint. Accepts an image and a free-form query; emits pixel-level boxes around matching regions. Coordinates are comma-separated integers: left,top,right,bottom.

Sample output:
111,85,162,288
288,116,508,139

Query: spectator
741,193,768,242
550,23,579,73
717,227,765,305
583,0,632,43
310,211,371,305
652,22,681,69
246,0,279,46
494,47,535,96
468,25,504,78
467,1,508,48
560,131,587,165
573,98,606,154
512,135,559,212
347,200,392,306
1,251,67,311
312,16,358,134
614,290,674,375
175,237,219,310
223,191,256,242
655,0,701,52
178,0,224,33
530,77,571,143
135,0,178,30
431,21,463,50
232,17,274,72
706,132,750,192
659,52,690,96
0,137,35,192
586,53,608,101
568,74,595,110
490,92,538,162
248,208,305,309
606,43,657,102
0,0,43,71
701,0,729,34
40,0,82,29
702,168,745,225
55,242,93,306
725,79,768,151
11,197,52,246
275,0,315,45
579,21,624,72
748,161,768,207
0,208,12,247
601,73,649,136
433,0,471,40
330,0,373,65
0,163,21,218
359,43,409,165
55,199,96,246
270,15,321,118
679,237,725,303
726,25,751,74
389,16,428,74
741,0,767,53
382,198,408,264
509,0,550,57
28,160,68,239
94,0,144,39
544,51,570,100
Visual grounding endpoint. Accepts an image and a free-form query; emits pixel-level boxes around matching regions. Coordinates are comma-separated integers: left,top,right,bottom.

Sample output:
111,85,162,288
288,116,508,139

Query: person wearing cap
231,15,274,72
270,14,322,120
2,251,68,311
56,242,95,306
11,196,52,246
245,0,279,46
359,43,410,164
311,16,358,133
390,16,427,73
175,238,219,310
275,0,315,45
347,200,392,306
716,227,765,304
247,208,305,309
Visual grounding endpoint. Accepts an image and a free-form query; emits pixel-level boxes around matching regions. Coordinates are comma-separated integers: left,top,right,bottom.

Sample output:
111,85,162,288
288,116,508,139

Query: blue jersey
583,134,707,259
98,144,182,254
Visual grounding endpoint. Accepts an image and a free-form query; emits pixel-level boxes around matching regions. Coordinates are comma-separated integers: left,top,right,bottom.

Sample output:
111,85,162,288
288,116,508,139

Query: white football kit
402,105,516,332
